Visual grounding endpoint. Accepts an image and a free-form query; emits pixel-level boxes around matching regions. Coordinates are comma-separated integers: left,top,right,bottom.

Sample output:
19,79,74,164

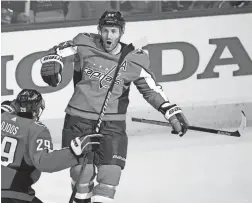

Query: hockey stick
69,37,148,203
131,110,246,137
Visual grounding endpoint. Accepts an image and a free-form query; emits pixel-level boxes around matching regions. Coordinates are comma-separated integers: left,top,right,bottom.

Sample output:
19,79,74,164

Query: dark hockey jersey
1,112,78,201
46,33,168,121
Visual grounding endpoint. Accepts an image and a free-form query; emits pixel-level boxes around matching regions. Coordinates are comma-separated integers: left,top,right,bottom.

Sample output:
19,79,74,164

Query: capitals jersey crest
83,60,127,89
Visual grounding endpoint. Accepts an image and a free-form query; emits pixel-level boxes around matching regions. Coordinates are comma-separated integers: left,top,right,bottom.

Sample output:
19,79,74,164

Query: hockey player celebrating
1,89,103,203
40,11,189,203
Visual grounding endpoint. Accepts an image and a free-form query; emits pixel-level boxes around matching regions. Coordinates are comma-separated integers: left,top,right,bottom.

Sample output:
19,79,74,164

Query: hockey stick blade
131,110,246,137
69,37,148,203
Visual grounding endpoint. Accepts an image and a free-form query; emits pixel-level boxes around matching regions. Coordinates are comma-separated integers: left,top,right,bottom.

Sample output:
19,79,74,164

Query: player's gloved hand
40,41,75,87
70,134,103,157
40,53,63,87
1,100,17,114
159,102,189,137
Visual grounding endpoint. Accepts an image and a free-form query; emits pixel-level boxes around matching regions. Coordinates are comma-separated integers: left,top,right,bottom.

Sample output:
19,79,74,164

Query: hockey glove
40,54,63,87
159,102,189,137
70,134,103,157
40,41,75,87
1,100,17,114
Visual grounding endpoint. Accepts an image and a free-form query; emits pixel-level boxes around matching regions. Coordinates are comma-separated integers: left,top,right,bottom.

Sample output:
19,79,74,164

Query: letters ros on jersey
2,37,251,96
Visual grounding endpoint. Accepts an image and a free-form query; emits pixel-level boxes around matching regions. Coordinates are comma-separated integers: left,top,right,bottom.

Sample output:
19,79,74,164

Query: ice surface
33,126,252,203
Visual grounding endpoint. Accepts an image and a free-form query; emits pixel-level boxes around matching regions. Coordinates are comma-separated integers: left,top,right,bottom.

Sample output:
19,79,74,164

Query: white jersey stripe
57,46,78,57
139,68,168,101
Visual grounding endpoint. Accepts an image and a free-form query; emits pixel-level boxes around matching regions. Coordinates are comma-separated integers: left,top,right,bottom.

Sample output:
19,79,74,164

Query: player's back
1,112,42,201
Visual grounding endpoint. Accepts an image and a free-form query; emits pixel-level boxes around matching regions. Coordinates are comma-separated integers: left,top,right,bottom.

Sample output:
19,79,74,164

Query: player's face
100,26,121,53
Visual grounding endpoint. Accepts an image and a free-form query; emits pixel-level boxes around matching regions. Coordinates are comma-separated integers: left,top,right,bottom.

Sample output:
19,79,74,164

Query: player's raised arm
40,33,87,87
131,50,189,137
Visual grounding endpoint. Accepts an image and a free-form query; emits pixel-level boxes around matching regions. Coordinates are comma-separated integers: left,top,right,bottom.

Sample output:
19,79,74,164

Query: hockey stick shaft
68,154,88,203
131,117,241,137
95,44,135,133
69,43,135,203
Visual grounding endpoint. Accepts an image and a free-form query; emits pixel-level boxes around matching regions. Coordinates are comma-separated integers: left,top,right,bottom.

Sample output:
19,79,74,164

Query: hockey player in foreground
40,11,189,203
1,89,103,203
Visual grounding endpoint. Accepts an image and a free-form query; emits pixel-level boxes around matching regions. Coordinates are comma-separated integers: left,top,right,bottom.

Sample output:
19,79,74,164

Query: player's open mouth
106,40,112,45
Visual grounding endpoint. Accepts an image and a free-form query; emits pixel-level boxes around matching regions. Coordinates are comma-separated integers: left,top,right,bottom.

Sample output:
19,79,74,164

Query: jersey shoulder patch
127,48,150,70
133,49,146,55
34,121,46,128
83,32,91,37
